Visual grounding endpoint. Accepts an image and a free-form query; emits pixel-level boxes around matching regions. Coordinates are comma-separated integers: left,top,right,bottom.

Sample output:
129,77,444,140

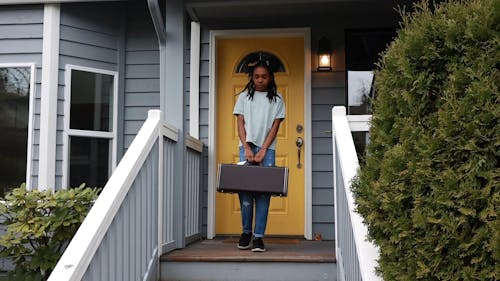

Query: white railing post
332,107,346,281
158,125,164,258
332,108,342,281
159,122,179,253
184,135,203,243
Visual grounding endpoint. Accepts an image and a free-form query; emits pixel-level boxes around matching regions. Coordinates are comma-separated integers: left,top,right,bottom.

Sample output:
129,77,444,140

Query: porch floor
161,236,336,263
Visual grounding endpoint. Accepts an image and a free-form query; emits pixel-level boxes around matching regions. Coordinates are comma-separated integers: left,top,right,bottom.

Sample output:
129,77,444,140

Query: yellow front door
215,37,305,236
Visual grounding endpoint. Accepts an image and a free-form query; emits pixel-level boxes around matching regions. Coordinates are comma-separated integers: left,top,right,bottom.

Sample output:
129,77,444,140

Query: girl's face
252,66,271,92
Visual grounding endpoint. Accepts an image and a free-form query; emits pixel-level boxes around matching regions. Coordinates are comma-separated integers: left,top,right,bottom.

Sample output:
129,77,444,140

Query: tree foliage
0,184,99,281
352,0,499,280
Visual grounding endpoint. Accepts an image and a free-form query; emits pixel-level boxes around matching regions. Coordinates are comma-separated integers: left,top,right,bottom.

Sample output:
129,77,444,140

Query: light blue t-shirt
233,91,285,150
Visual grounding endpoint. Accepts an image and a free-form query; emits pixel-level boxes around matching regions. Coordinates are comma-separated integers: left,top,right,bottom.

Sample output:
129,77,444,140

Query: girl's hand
244,147,255,162
254,148,267,164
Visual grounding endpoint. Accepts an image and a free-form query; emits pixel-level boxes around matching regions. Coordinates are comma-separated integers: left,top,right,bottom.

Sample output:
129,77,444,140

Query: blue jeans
238,144,275,238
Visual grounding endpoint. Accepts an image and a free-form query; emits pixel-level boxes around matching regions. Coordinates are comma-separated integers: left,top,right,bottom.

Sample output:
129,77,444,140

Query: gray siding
57,2,122,189
0,5,43,189
56,1,160,188
311,73,345,240
199,28,210,237
123,2,160,150
47,1,160,189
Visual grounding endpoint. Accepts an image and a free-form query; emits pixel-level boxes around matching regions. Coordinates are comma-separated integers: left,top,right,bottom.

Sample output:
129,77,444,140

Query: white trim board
0,63,36,191
62,64,119,189
347,115,371,132
189,21,201,139
207,28,312,240
38,3,60,191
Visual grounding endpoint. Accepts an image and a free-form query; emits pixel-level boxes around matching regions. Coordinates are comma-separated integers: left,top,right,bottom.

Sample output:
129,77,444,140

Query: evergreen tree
353,0,499,280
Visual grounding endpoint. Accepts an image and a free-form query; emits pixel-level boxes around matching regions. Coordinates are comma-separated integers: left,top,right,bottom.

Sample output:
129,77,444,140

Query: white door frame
207,28,312,240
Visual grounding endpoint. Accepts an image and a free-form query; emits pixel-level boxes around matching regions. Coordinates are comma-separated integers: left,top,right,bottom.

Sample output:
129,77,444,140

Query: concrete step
160,237,337,281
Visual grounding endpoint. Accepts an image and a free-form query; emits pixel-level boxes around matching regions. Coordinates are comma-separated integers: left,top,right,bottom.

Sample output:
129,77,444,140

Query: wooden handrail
186,134,203,153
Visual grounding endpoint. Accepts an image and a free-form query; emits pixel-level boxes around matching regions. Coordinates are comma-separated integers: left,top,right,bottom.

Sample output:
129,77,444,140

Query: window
235,51,286,73
65,65,117,189
346,30,396,160
346,29,396,115
0,64,34,195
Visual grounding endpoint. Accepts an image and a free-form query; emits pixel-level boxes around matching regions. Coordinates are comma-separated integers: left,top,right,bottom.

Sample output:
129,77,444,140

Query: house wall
0,1,159,190
0,2,397,243
49,2,394,237
0,0,157,269
56,2,122,189
0,5,43,190
123,2,160,152
55,1,159,189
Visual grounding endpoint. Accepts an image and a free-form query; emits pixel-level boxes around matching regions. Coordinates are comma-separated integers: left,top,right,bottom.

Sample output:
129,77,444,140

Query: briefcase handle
238,160,261,166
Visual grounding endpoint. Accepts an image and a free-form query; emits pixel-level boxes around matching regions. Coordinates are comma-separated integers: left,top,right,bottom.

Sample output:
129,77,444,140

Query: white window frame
62,64,118,189
0,63,36,190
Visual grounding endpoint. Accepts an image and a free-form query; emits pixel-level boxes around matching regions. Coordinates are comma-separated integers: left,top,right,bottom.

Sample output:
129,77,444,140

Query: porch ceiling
185,0,417,22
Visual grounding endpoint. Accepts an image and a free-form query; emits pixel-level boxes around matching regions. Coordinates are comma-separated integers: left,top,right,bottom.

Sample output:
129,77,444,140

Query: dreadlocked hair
241,60,279,103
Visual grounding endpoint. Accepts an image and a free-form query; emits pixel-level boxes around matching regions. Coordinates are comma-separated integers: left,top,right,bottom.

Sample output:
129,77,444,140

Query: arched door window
235,51,286,73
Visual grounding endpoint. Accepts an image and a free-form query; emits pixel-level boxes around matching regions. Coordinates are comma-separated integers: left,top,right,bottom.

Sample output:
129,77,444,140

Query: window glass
352,131,370,165
236,51,286,73
68,67,116,189
70,70,114,131
346,30,396,115
0,67,31,195
69,136,109,188
347,71,375,115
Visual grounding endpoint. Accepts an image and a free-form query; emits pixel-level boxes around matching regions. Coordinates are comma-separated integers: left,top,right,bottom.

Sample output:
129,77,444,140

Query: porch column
38,4,60,190
163,0,186,248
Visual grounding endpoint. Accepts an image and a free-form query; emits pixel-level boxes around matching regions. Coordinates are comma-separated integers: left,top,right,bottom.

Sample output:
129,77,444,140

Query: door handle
296,137,303,169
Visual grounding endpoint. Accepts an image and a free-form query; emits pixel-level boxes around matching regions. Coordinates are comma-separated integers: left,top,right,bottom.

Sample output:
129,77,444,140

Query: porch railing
332,106,381,281
48,110,203,281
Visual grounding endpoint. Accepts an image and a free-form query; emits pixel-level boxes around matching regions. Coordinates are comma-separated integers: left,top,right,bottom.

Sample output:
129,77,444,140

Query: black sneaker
237,232,252,250
251,237,266,252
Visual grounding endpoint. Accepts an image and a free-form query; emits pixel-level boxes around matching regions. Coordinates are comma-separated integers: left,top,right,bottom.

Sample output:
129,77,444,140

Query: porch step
160,237,337,281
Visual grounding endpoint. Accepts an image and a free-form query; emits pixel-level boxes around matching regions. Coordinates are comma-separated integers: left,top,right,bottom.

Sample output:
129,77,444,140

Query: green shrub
352,0,499,280
0,184,99,281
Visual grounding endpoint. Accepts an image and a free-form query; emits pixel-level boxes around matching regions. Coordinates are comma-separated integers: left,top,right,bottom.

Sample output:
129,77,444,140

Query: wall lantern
317,36,332,71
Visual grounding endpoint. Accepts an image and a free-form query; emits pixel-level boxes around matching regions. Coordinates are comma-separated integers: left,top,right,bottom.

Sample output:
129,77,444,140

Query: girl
232,60,285,252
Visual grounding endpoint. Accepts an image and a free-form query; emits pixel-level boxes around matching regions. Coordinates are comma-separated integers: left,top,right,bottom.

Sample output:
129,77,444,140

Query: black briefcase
217,163,289,197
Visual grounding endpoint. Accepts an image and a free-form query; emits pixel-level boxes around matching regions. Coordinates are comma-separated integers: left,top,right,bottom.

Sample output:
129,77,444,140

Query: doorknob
296,137,303,169
296,137,303,148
